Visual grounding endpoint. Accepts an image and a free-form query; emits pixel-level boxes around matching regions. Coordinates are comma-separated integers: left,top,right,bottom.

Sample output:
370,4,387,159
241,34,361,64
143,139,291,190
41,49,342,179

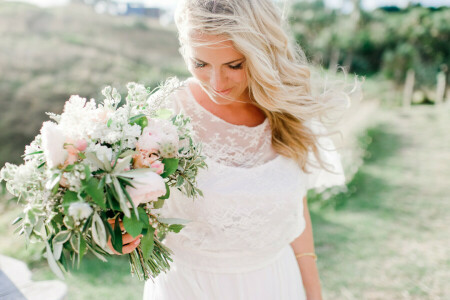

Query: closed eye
229,63,243,70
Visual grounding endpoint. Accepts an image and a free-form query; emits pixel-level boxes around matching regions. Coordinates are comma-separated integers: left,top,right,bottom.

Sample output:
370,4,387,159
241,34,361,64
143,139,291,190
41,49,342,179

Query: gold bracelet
295,252,318,261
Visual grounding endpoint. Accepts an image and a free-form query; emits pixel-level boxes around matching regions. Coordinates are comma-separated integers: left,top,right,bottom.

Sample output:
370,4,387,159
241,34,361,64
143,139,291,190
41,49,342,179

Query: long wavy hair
174,0,353,171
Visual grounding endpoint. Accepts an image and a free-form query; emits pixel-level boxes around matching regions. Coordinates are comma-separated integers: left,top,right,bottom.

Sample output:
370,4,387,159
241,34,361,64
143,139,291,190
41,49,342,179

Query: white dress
143,78,345,300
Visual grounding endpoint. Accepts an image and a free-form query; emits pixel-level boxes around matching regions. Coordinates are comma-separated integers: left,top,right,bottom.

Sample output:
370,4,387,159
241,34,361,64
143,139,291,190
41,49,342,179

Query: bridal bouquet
0,78,206,281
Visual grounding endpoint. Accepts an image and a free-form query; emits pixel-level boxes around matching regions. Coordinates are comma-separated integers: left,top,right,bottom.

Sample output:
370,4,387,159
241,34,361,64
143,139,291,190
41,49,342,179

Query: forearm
290,196,322,300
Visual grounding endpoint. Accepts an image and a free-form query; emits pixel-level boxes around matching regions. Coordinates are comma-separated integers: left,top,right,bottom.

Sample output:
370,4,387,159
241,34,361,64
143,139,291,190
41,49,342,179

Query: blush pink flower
150,161,164,175
126,171,166,207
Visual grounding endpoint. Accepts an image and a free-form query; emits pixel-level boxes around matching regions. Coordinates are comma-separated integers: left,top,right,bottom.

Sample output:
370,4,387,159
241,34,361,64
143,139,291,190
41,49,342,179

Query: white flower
68,202,93,220
40,121,67,169
137,119,179,154
126,171,166,207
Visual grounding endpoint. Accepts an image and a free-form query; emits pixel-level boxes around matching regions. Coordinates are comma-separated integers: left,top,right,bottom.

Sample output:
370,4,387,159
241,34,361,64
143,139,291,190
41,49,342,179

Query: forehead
186,33,244,62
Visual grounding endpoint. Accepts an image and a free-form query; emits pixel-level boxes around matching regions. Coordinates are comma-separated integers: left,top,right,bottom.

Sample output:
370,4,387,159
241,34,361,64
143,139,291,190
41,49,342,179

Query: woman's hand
106,218,142,255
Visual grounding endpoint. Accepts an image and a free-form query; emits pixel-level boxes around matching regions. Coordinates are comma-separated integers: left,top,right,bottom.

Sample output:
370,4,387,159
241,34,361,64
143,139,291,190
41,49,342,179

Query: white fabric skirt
143,244,306,300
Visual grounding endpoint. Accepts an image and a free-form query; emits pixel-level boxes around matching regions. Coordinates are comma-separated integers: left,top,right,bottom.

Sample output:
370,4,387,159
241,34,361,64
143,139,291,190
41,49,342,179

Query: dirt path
313,105,450,300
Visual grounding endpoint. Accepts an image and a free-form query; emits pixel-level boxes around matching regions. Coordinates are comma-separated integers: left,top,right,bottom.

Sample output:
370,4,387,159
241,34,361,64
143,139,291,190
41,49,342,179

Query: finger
122,238,142,254
122,233,142,244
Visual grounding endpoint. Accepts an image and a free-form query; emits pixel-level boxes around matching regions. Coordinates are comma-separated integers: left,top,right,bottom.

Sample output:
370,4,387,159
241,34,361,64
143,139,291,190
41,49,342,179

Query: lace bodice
155,78,345,273
171,77,278,168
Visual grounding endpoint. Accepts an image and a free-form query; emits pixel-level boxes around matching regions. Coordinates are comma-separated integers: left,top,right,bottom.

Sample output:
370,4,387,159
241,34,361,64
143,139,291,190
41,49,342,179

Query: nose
209,68,227,91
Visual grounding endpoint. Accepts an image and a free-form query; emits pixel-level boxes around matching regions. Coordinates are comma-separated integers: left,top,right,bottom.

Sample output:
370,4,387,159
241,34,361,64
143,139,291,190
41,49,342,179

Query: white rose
126,171,166,207
40,121,67,169
68,202,93,220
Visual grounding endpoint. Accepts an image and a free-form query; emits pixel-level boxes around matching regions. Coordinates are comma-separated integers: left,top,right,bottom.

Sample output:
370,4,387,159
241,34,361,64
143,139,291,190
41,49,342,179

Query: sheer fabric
144,78,345,299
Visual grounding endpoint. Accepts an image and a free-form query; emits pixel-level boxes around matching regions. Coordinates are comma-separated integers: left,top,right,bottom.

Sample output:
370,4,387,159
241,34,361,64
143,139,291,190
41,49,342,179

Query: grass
311,105,450,299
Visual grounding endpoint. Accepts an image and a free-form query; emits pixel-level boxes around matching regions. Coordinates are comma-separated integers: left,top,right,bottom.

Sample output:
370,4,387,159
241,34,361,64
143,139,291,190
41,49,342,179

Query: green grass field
311,106,450,299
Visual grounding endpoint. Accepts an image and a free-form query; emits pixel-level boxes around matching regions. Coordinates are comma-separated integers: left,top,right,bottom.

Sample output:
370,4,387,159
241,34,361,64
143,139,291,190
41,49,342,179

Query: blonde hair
175,0,352,171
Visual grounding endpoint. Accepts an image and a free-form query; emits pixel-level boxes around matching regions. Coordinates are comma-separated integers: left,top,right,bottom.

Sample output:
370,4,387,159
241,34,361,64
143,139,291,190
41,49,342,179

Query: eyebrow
193,58,245,65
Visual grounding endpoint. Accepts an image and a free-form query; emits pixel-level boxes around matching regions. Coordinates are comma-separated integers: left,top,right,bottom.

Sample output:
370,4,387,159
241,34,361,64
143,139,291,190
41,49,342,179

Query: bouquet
0,78,206,281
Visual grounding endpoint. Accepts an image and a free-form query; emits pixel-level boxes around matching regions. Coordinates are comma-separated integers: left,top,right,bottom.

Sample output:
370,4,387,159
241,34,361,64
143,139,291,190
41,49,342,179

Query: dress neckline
185,78,269,130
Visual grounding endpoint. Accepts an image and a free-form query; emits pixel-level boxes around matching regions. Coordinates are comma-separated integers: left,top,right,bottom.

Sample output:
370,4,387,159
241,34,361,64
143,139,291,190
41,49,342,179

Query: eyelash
193,62,243,70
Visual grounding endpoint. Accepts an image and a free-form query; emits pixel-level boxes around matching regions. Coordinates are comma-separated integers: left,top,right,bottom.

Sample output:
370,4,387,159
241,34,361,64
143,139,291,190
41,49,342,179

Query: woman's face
185,34,250,104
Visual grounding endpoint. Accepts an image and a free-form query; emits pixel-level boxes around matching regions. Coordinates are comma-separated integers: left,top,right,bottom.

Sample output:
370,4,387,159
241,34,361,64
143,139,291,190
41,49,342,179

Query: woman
112,0,349,299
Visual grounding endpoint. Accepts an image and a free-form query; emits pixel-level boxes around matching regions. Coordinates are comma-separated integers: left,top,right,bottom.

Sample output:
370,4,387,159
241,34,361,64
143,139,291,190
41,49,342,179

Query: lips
214,88,232,95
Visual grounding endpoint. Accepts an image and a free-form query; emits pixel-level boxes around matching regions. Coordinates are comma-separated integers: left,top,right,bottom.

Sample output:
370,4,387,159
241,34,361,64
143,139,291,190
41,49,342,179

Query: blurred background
0,0,448,299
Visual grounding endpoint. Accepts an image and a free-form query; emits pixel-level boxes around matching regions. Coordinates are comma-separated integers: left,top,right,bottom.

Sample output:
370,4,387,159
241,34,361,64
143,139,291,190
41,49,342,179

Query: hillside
0,2,187,165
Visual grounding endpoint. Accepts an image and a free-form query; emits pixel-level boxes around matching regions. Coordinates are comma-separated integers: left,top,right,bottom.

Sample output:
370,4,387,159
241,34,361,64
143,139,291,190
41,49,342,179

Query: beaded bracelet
295,252,318,261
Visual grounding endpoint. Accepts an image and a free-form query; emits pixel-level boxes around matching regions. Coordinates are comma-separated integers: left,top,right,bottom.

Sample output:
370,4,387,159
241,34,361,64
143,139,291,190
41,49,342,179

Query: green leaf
112,155,132,174
53,243,63,261
86,177,106,209
153,198,165,209
45,173,61,191
119,149,136,158
84,164,92,180
91,212,107,248
161,158,179,178
159,182,170,200
111,218,123,254
140,227,155,259
154,108,173,120
176,176,184,187
85,153,105,171
169,224,184,233
112,177,130,218
11,216,23,226
123,213,143,238
45,241,64,280
64,164,75,172
62,191,78,214
129,114,146,124
53,230,71,244
107,119,113,128
78,235,87,266
137,207,149,229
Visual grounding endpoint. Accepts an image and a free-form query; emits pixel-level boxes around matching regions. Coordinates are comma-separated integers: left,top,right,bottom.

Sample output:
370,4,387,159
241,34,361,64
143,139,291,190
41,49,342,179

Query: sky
6,0,449,9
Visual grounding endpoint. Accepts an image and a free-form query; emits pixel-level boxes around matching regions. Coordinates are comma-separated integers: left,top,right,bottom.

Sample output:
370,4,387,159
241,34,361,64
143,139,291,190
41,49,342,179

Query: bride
110,0,348,299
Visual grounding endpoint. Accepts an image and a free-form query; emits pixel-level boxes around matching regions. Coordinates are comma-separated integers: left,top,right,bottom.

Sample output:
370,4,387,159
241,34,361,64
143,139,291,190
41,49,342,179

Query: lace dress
143,78,345,300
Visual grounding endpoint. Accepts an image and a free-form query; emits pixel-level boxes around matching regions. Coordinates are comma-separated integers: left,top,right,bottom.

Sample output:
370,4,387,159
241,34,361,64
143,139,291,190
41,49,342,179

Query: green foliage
289,3,450,86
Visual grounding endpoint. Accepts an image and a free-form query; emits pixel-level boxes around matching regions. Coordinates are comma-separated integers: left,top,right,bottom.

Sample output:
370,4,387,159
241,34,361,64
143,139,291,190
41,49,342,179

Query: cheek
230,70,247,87
189,66,209,82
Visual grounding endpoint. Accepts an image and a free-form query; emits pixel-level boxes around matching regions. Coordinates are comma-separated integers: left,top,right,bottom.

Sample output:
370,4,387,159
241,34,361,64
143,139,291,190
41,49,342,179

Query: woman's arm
290,196,323,300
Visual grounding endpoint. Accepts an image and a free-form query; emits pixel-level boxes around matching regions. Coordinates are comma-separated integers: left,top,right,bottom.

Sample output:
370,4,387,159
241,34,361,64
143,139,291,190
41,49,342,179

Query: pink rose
150,161,164,175
126,171,166,207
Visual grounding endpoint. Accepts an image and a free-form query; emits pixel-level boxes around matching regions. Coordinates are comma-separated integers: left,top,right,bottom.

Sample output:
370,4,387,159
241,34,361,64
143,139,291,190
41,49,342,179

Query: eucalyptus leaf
53,230,71,244
119,149,137,158
113,155,132,174
45,173,61,190
113,177,130,218
53,243,63,260
85,152,105,170
45,241,64,280
92,212,107,248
